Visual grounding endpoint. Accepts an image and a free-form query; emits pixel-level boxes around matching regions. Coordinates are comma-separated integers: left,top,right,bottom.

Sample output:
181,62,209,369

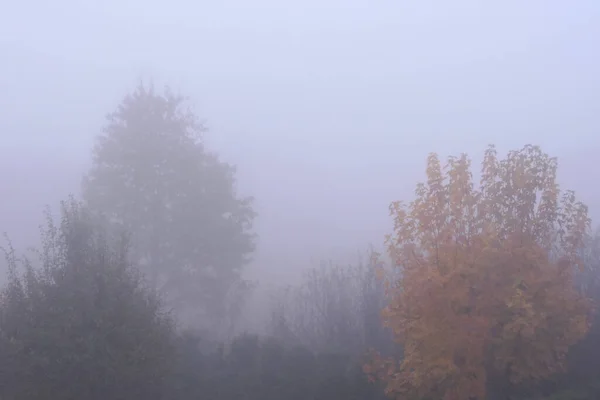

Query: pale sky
1,0,599,284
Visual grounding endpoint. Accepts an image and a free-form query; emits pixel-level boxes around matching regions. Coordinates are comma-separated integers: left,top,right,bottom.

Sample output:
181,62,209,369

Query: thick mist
2,2,599,284
2,2,600,400
2,1,600,328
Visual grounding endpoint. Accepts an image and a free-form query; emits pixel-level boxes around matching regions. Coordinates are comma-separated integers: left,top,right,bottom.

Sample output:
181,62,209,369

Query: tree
0,198,175,400
365,145,591,400
268,252,395,357
81,83,256,331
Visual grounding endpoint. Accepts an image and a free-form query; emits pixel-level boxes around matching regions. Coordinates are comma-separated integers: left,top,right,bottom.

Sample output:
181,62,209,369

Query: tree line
1,83,600,400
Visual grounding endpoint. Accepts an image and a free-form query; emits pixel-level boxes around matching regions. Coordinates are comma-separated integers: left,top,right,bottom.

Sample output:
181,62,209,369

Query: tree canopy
81,84,256,330
366,145,592,400
0,198,175,400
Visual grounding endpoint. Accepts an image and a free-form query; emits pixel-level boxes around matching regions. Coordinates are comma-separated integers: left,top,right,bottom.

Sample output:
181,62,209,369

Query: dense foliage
0,198,175,400
166,332,386,400
366,145,593,400
2,84,600,400
0,201,386,400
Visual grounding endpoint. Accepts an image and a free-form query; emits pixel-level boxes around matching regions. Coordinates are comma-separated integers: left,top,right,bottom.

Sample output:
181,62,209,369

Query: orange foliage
367,145,591,400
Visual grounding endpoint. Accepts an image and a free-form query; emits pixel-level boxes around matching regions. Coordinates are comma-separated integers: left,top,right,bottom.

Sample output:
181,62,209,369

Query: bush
0,198,175,400
166,331,387,400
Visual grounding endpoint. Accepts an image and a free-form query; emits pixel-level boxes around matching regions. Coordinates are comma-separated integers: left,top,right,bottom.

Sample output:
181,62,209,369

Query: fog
3,3,600,399
2,0,599,288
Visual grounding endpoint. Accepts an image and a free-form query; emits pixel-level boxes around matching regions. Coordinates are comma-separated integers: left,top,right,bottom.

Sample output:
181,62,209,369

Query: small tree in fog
82,83,256,331
0,198,175,400
268,252,395,357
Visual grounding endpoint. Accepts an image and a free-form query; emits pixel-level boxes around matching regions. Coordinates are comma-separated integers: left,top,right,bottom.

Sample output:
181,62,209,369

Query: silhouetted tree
81,83,256,332
0,198,175,400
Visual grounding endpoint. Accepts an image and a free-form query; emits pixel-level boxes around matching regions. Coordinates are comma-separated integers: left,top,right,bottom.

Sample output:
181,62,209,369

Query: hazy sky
1,1,599,284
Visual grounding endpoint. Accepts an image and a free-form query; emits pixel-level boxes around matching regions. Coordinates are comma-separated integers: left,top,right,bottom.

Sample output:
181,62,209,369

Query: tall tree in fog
82,84,256,329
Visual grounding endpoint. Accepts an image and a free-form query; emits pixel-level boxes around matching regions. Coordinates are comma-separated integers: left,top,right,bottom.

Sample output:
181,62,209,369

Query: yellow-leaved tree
365,145,591,400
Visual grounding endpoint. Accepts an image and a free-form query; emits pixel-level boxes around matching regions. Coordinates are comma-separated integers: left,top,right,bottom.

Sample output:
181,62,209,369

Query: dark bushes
166,332,387,400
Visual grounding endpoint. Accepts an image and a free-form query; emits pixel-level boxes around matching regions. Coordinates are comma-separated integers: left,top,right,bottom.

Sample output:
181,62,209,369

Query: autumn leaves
367,145,592,400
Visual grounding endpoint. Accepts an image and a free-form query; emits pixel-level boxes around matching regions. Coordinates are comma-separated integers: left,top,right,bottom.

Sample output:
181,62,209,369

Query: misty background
1,0,599,291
